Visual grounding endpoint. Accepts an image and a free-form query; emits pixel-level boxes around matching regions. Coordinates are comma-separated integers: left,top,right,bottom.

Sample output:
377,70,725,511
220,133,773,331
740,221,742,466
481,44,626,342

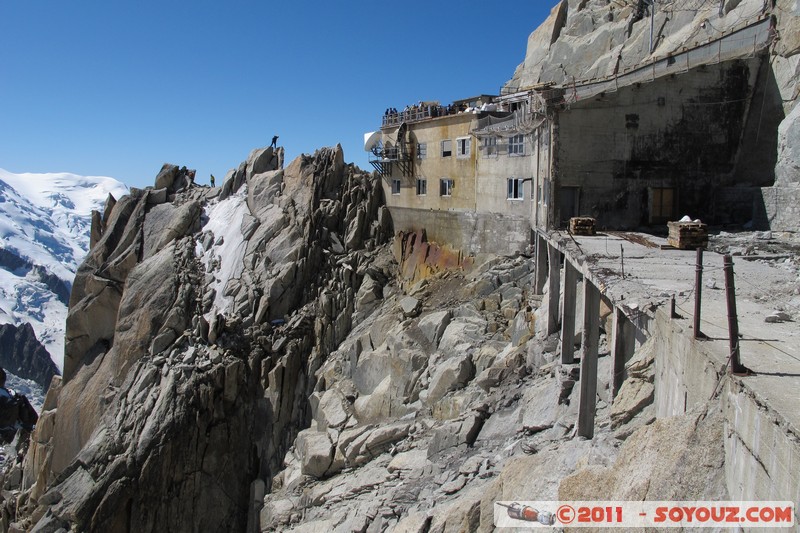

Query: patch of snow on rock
199,190,249,318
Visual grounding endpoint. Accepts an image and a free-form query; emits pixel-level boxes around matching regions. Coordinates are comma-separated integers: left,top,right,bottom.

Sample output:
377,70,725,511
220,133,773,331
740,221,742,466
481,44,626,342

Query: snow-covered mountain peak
0,168,128,371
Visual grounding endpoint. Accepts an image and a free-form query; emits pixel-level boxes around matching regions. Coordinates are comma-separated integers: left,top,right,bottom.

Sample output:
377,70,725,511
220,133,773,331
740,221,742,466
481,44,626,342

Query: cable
674,303,729,333
733,271,800,313
674,302,800,365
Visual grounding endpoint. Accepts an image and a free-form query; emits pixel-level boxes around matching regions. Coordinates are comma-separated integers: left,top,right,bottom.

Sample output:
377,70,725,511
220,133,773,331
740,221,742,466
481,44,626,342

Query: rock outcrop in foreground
257,256,728,532
0,150,719,533
1,145,392,532
7,0,797,529
0,143,734,532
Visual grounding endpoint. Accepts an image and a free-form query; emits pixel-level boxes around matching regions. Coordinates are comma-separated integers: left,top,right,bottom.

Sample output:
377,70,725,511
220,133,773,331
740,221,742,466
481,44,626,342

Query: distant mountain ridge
0,168,128,373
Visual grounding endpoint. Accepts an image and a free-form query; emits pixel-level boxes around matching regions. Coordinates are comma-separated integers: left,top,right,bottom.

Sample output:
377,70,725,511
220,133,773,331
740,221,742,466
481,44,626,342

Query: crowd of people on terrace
382,101,471,125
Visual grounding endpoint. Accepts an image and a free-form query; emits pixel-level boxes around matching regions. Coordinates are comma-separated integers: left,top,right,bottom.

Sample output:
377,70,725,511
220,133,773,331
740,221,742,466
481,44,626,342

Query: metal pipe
694,247,704,339
649,0,656,53
723,254,746,374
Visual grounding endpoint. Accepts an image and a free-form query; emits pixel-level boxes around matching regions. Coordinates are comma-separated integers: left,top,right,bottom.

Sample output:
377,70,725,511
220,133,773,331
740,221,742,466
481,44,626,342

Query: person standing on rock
210,174,215,187
271,135,279,148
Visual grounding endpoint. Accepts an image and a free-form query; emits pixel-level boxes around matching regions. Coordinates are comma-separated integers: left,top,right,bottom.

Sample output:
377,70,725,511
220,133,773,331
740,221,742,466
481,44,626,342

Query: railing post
611,307,631,398
723,255,747,374
694,248,704,339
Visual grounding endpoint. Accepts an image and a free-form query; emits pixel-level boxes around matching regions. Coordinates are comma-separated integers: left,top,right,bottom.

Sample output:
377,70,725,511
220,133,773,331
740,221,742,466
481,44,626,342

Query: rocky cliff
3,2,798,531
0,145,393,532
0,144,728,532
0,323,59,390
508,0,798,112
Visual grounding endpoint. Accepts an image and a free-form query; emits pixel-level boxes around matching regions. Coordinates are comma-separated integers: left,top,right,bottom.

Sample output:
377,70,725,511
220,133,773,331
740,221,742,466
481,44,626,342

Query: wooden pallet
667,221,708,249
570,217,596,236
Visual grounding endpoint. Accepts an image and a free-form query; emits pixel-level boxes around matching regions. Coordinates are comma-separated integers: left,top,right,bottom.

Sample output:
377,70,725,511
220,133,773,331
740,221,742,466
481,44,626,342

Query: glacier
0,168,128,372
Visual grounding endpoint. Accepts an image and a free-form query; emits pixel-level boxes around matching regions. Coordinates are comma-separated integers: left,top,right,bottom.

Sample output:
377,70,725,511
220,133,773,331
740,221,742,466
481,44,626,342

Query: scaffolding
369,123,414,178
472,88,553,139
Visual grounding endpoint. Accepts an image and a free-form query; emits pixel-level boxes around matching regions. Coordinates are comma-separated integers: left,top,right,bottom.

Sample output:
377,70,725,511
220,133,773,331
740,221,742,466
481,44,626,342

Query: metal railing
472,110,548,138
381,104,471,128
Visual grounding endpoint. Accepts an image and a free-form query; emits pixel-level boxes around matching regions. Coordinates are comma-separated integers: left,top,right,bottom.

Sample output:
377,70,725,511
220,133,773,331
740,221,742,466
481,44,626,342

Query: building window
440,178,454,197
391,179,401,195
509,134,525,156
456,137,470,159
507,178,524,200
482,136,497,157
417,142,427,160
416,178,427,196
441,139,452,158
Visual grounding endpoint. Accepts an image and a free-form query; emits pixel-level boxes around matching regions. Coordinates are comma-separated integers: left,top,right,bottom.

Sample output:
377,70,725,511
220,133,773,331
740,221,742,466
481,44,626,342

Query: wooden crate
569,217,596,236
667,221,708,249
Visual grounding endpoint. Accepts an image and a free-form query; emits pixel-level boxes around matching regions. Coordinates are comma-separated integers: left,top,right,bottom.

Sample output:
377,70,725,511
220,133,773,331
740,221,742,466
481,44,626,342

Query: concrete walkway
549,230,800,440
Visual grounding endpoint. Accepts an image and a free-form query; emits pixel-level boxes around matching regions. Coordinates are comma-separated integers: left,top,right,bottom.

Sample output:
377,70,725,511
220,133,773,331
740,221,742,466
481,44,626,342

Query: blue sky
1,1,556,188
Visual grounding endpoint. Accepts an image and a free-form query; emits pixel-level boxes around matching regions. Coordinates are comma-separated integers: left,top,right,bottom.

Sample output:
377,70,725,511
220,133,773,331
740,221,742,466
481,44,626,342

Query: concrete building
365,91,559,255
547,15,779,231
367,11,778,256
471,88,563,233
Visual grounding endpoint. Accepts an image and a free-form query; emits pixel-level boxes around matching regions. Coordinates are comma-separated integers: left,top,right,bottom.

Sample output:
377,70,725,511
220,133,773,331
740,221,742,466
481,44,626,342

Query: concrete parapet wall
652,309,800,526
724,378,800,513
541,228,799,525
388,206,531,256
653,309,722,418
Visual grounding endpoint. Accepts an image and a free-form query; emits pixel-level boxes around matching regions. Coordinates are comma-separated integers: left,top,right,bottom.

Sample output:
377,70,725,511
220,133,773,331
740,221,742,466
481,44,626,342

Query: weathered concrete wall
652,308,800,526
723,378,800,512
474,121,553,231
388,206,530,256
556,57,765,229
758,186,800,232
733,58,785,186
475,147,534,217
653,309,722,418
383,114,478,211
